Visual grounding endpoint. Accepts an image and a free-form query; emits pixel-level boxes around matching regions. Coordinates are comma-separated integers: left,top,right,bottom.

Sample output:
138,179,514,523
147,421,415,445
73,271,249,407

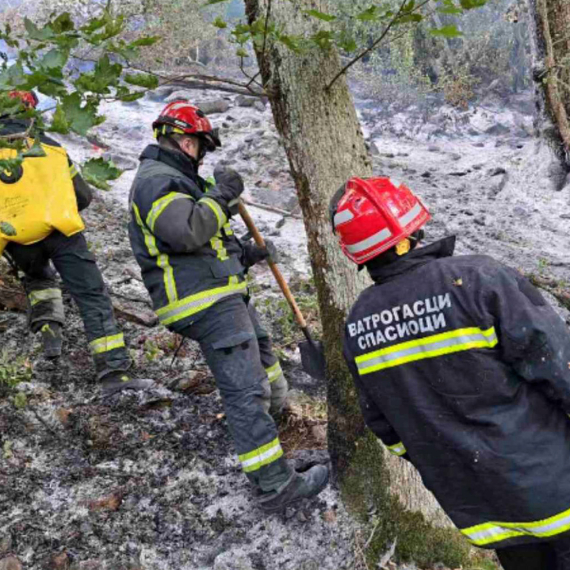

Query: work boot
257,464,330,513
100,372,155,398
39,322,63,359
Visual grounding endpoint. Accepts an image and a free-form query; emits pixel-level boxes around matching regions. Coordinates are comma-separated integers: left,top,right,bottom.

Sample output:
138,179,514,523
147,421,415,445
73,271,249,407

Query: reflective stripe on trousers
28,288,62,306
462,507,570,547
239,437,284,473
356,326,498,376
265,361,284,384
156,277,248,326
90,333,126,355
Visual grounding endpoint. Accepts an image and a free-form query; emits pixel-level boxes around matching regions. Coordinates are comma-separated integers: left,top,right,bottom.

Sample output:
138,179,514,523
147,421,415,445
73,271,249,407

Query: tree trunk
526,0,570,189
242,0,470,565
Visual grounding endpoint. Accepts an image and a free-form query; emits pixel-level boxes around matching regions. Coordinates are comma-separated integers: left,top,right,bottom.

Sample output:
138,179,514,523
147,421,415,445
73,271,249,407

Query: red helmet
8,90,39,109
331,177,430,264
152,100,221,151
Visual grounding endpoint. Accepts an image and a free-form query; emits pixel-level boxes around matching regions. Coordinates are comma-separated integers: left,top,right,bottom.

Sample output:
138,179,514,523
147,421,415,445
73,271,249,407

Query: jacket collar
140,144,200,181
367,236,456,284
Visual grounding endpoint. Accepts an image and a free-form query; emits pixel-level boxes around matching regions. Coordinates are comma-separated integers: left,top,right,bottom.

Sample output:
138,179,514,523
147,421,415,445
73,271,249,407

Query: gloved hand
242,239,279,268
211,164,245,216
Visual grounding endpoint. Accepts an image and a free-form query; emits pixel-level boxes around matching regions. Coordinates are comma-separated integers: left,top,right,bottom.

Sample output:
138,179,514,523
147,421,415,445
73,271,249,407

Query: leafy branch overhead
205,0,487,90
0,7,159,188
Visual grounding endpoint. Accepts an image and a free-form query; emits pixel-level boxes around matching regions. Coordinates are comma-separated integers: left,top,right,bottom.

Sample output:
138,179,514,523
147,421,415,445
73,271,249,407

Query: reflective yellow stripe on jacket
146,191,194,232
132,202,178,304
461,506,570,547
356,326,498,376
156,276,248,326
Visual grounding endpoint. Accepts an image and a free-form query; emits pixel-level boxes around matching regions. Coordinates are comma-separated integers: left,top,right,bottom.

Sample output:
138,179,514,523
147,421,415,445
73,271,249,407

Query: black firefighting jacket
343,236,570,549
128,145,247,332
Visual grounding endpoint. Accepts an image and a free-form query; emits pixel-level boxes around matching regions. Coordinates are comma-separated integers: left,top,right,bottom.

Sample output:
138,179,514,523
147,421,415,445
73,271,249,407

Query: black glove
242,239,279,268
210,164,245,216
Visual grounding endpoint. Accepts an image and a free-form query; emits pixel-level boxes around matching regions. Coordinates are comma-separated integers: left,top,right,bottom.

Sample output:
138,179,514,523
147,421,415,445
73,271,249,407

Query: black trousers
6,231,130,379
179,295,291,492
497,537,570,570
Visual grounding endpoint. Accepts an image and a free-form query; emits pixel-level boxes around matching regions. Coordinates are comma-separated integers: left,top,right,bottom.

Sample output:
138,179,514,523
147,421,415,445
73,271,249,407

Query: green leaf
80,16,107,34
81,158,122,191
339,36,358,53
310,30,334,50
0,221,17,237
22,138,47,158
459,0,487,8
305,10,337,22
118,91,145,102
396,13,423,24
50,104,70,134
438,6,463,14
356,6,380,21
52,12,75,34
129,36,160,47
124,73,159,90
3,440,13,459
213,17,228,29
75,54,122,95
24,17,54,41
60,93,101,136
13,392,27,409
430,25,464,37
0,64,27,90
236,47,249,58
277,34,303,53
39,48,69,71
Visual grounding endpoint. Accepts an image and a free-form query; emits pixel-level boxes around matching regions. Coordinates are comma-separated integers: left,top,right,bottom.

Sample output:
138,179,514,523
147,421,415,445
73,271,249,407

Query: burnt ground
1,83,569,570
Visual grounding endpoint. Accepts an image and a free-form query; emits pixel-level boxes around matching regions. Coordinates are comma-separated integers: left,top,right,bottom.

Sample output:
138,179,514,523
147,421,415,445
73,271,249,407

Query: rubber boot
40,322,63,359
100,372,155,398
257,464,330,513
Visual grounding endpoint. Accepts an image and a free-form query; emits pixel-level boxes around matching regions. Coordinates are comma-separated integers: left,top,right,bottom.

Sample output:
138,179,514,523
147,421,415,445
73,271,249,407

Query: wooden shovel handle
238,202,308,329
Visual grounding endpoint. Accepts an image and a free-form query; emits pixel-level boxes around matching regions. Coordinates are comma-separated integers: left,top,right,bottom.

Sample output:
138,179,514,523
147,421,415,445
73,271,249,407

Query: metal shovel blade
299,337,327,381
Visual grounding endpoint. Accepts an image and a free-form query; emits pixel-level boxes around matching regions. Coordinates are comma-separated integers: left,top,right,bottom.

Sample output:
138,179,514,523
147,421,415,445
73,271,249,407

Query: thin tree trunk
242,0,465,565
526,0,570,188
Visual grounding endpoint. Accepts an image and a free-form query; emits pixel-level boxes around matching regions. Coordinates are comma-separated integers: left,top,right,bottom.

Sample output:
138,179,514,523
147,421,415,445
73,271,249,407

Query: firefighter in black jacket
332,176,570,569
1,91,152,397
128,100,329,512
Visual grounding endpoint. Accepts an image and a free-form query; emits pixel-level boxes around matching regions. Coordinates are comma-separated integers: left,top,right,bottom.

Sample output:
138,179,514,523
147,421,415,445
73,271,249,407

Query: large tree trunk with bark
526,0,570,189
242,0,468,565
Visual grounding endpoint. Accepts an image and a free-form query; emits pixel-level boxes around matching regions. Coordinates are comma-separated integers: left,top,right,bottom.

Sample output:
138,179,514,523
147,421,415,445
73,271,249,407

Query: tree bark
526,0,570,188
242,0,460,563
244,0,372,478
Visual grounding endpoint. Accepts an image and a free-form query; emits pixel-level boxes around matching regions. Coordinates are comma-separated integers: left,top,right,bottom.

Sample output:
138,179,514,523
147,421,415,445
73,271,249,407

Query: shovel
238,202,327,381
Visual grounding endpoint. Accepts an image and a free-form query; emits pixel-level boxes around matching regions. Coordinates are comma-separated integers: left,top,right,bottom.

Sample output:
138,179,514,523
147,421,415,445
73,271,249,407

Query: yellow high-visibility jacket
0,138,85,255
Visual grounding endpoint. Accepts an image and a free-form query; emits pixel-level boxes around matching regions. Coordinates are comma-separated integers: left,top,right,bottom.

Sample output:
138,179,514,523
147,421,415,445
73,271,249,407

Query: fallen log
242,198,303,220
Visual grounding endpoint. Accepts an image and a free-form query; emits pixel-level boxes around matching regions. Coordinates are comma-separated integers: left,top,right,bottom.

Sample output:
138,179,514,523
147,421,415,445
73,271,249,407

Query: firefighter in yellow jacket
1,91,153,397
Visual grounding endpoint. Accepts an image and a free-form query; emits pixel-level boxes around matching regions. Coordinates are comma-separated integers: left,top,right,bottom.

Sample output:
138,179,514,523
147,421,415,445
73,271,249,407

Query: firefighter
332,176,570,569
128,100,329,511
1,91,153,397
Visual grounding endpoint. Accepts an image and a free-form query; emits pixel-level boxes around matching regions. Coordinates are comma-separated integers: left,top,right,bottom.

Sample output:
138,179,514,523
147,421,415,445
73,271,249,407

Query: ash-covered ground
1,83,569,570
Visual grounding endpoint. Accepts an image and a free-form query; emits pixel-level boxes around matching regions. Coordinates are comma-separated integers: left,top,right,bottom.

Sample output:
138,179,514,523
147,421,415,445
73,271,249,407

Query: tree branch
325,0,431,92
